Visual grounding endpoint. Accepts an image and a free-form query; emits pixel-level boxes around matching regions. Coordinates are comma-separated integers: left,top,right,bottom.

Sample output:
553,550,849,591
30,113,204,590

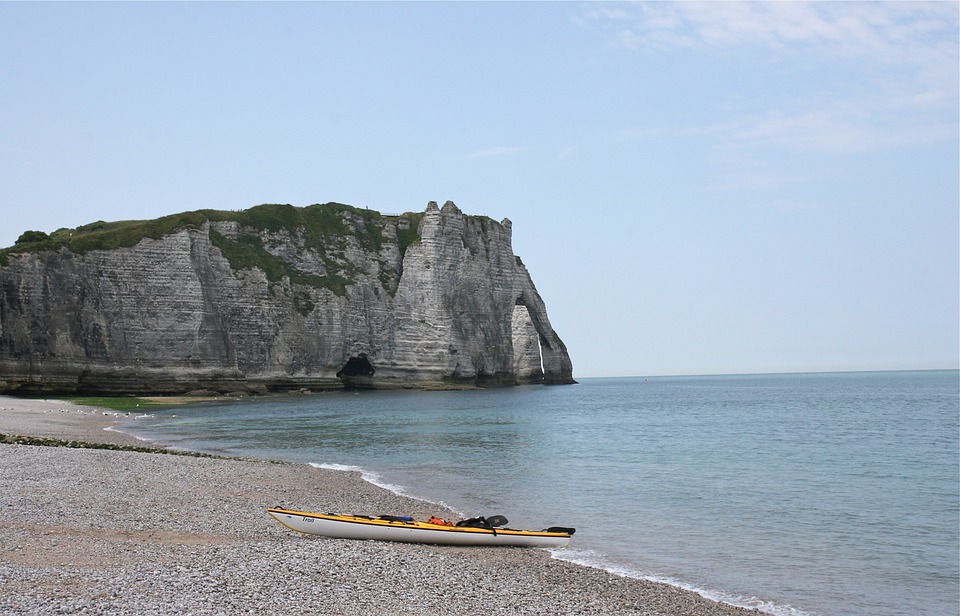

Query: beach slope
0,396,756,615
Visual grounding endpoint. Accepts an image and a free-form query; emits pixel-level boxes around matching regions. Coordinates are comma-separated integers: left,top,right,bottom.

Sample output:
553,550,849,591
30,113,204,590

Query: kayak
267,507,575,548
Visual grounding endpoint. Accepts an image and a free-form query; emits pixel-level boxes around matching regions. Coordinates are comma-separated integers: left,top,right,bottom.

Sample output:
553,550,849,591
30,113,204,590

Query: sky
1,2,957,378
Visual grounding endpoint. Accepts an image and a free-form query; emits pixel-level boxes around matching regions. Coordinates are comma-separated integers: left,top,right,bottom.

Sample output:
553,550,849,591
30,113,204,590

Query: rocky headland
0,201,574,395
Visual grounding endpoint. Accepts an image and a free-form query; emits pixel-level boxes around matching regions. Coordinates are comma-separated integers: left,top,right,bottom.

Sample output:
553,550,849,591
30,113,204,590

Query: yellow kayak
267,507,574,548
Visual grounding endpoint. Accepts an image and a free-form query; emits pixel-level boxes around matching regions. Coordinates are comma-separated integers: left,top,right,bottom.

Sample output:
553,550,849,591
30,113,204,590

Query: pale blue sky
1,2,957,377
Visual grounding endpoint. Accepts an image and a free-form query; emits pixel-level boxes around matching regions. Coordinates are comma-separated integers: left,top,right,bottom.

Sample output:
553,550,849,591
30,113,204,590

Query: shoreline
1,395,760,615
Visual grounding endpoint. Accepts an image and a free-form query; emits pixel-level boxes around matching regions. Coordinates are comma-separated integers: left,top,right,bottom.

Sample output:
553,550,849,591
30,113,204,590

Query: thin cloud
585,1,958,104
725,107,956,155
597,2,958,156
587,2,958,63
622,105,956,156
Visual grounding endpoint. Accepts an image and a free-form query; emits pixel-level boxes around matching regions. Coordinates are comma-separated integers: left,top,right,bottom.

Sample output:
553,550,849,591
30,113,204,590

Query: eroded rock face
0,202,574,394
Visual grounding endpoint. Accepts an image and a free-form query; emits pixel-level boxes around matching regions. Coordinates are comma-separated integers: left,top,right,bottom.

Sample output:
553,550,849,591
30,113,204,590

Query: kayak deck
267,507,574,548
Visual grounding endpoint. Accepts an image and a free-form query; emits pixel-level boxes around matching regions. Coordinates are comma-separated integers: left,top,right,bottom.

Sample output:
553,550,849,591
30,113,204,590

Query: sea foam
308,462,465,516
550,547,815,616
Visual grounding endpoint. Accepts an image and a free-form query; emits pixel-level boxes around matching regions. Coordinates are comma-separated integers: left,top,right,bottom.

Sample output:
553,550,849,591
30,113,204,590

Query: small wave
309,462,408,496
549,548,816,616
102,425,155,442
308,462,464,516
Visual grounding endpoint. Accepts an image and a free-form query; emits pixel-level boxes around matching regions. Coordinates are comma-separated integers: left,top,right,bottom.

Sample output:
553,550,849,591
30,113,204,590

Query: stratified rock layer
0,201,574,394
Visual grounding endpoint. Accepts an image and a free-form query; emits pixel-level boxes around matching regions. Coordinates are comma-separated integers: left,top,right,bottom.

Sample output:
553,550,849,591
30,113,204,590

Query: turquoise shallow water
120,371,959,616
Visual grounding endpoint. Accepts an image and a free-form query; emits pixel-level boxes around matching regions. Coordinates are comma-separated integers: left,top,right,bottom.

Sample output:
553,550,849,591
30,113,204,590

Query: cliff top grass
0,202,427,261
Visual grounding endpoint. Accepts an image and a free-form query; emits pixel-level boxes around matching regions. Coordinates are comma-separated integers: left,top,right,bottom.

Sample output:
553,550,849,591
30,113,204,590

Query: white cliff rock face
0,202,574,394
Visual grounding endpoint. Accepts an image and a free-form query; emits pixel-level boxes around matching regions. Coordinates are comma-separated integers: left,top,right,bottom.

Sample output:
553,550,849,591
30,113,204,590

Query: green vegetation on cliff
2,203,405,253
2,211,213,262
0,203,425,277
208,228,348,297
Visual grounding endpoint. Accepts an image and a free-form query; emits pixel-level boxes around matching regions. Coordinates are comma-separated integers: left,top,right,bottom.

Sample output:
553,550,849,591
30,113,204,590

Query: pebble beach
0,396,759,615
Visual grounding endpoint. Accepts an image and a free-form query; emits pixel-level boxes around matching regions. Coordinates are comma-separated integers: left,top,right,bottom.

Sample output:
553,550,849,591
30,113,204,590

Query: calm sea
119,371,959,616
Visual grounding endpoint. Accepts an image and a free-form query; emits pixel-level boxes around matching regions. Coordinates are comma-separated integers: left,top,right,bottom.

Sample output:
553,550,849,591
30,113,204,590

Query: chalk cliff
0,201,574,394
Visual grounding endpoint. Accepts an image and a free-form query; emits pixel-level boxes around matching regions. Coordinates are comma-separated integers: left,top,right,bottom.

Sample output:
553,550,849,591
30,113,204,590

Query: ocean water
119,371,959,616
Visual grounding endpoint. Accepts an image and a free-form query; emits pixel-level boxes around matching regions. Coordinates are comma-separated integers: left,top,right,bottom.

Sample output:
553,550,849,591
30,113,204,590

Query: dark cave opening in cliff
336,354,375,379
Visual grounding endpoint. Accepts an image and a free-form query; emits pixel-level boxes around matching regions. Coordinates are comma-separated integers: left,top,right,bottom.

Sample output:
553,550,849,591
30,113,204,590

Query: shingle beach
0,396,759,615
